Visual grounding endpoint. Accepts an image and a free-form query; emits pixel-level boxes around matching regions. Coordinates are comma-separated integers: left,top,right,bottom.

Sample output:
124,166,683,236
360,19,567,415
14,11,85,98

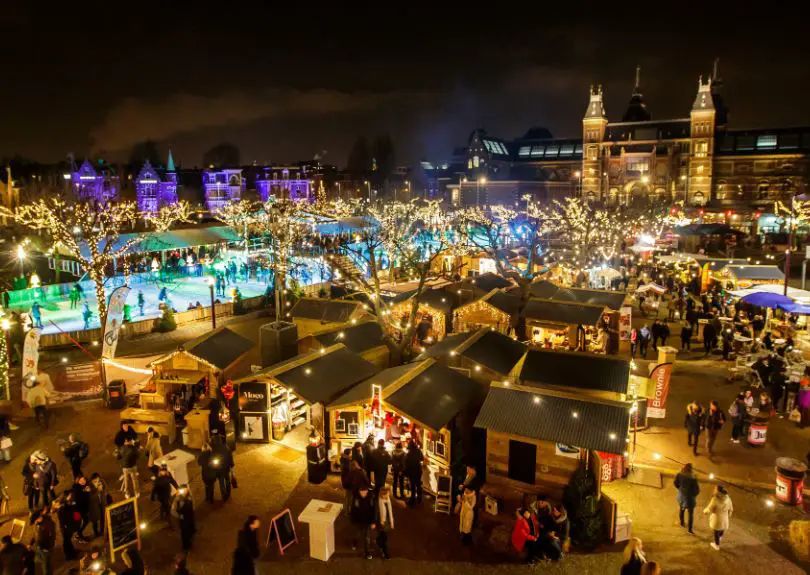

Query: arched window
473,156,480,168
758,181,769,199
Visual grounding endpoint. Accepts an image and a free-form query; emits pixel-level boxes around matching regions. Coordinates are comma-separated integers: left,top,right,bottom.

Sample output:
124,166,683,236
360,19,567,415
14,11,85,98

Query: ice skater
138,290,145,316
158,287,168,303
31,301,44,329
82,302,94,330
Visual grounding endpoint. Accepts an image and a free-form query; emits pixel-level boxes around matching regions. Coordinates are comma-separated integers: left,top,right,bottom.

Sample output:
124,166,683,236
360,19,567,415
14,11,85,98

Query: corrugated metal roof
488,291,522,315
529,281,625,310
474,387,629,454
519,349,629,394
417,332,475,360
523,299,604,326
186,327,254,370
329,362,415,407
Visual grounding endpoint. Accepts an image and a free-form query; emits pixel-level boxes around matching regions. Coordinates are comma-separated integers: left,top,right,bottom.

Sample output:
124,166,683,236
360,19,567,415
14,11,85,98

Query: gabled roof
417,328,526,376
184,328,254,370
528,281,625,310
246,345,378,406
290,298,363,323
390,287,457,314
475,385,630,454
329,362,416,408
384,360,485,432
313,321,385,354
519,348,629,395
523,299,605,326
461,273,514,293
488,290,522,315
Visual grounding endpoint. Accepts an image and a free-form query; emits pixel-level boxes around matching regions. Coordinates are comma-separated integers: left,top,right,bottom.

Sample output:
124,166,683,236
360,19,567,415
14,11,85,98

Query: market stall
522,299,606,350
234,344,378,449
326,358,486,492
129,328,254,449
452,289,519,335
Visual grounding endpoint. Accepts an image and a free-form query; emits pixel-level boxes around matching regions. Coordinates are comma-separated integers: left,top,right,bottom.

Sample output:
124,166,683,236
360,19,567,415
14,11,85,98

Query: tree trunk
89,268,107,327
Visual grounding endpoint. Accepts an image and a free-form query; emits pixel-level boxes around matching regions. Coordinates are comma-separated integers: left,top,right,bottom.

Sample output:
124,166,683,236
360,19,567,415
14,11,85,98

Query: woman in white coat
703,484,733,550
459,486,476,545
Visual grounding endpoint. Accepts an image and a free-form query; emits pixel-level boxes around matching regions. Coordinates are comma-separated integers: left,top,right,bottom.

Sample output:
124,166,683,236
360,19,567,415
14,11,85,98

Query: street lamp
477,177,487,206
207,276,216,329
573,171,582,196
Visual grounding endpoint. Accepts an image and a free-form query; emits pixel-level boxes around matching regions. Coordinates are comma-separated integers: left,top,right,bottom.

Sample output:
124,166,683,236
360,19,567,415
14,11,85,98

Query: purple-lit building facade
204,168,244,212
70,159,119,203
256,166,312,202
135,158,178,213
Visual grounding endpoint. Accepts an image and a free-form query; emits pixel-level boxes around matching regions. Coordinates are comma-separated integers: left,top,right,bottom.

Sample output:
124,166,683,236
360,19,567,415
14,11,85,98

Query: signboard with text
646,362,673,419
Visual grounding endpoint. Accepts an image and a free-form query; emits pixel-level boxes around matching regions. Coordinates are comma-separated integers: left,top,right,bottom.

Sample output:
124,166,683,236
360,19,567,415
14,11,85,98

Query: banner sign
646,362,673,418
102,286,130,359
619,306,632,341
20,328,41,404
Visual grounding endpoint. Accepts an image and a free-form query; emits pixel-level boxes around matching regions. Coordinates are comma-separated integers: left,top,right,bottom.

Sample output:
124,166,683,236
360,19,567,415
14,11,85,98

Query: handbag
230,471,238,489
789,408,802,423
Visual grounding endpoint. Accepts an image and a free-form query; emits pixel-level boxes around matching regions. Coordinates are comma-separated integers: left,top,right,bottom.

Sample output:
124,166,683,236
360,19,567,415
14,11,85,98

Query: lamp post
573,171,582,196
477,176,487,206
207,276,217,329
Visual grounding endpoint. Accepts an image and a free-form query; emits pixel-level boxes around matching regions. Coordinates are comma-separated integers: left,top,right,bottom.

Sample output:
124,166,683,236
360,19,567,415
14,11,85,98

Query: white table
155,449,196,486
297,499,343,561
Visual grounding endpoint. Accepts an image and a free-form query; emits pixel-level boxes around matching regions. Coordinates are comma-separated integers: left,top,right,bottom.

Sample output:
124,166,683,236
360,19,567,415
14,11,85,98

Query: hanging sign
102,286,131,359
646,362,673,418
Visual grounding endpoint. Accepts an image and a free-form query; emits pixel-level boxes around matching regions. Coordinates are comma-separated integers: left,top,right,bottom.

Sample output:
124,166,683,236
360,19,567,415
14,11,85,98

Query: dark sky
3,3,809,169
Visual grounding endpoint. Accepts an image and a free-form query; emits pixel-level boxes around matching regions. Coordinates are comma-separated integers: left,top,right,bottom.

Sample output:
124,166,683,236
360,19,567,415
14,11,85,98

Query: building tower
688,76,716,206
581,85,608,200
622,66,651,123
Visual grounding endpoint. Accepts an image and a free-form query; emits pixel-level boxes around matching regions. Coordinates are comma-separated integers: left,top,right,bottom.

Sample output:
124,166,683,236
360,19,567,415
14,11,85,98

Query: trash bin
775,457,807,505
106,380,127,409
306,443,328,484
747,418,768,447
272,420,286,441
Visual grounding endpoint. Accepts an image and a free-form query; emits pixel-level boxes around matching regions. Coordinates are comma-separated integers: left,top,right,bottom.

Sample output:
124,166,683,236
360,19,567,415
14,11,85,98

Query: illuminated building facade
203,168,244,213
71,159,119,203
135,152,178,213
439,62,810,220
255,166,311,202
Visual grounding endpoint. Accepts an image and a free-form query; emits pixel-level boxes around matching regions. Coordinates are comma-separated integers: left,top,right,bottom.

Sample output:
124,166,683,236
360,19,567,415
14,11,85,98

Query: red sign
646,362,673,419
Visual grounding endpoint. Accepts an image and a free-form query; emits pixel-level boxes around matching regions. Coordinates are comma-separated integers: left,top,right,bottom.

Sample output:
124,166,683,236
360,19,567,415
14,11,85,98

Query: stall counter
120,408,176,444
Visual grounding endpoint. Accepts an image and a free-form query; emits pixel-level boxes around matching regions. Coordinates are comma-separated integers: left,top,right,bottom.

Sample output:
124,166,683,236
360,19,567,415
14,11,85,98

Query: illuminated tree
213,199,259,260
0,312,9,402
1,198,189,326
327,200,463,362
253,199,311,323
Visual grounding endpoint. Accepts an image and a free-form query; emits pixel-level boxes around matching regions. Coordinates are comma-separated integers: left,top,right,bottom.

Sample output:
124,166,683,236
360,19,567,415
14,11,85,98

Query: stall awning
313,321,385,354
474,385,630,455
185,328,254,370
518,348,629,395
723,264,784,281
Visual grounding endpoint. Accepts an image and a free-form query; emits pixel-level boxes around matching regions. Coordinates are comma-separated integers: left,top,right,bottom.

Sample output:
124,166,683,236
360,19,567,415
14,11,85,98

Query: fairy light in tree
1,198,189,326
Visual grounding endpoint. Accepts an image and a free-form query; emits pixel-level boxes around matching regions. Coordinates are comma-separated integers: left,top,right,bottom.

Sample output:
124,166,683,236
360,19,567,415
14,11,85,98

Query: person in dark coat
211,436,234,502
232,516,261,574
61,434,87,479
674,463,700,534
71,475,92,541
22,454,39,513
88,473,112,538
114,422,139,449
680,322,693,351
55,491,80,561
404,440,423,506
32,505,57,575
703,322,717,356
151,465,179,526
703,400,726,456
684,401,704,455
361,435,376,477
33,452,58,509
391,442,406,499
197,444,218,503
0,535,27,575
350,487,376,558
620,537,647,575
371,439,392,492
172,488,196,552
340,448,354,511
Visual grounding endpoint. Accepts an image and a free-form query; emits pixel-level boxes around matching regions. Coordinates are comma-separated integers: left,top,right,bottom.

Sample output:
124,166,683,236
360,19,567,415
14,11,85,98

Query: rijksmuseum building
431,64,810,232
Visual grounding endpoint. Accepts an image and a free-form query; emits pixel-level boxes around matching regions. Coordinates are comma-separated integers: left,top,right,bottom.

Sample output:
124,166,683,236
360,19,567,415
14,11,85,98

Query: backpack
728,401,739,418
77,441,90,460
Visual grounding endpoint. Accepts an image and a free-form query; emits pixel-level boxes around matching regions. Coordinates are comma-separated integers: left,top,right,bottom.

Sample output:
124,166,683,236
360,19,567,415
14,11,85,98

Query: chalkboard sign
434,474,452,514
106,497,140,561
266,508,297,555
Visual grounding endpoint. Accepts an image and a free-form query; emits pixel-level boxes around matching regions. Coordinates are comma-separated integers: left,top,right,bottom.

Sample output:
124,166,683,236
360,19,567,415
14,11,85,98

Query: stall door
508,439,537,485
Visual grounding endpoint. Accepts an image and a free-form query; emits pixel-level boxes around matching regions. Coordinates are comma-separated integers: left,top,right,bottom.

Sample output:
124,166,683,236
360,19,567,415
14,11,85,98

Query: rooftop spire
167,149,175,172
712,58,720,81
634,65,641,92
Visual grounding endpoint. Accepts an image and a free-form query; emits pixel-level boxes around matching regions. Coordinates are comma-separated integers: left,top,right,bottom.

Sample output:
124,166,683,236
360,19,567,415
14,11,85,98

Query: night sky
3,3,809,168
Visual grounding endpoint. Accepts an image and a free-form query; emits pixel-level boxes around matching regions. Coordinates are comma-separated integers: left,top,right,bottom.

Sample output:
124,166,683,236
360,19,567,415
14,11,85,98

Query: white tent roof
636,283,667,294
730,284,810,303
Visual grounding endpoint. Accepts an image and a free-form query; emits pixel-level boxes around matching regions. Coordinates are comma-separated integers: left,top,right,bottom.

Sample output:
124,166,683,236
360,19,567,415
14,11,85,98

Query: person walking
151,465,178,527
22,454,39,515
61,434,88,479
88,473,112,539
684,401,704,455
680,321,692,351
703,321,717,357
350,487,375,559
404,440,423,507
0,416,12,463
33,451,58,510
197,444,218,504
620,537,647,575
172,487,196,552
137,290,145,316
703,400,727,457
630,328,639,358
71,474,92,542
119,438,140,499
0,535,27,575
232,516,261,575
674,463,700,534
703,485,733,550
371,439,391,492
377,487,394,531
211,435,234,502
340,448,353,511
27,381,51,430
82,302,93,330
638,324,651,358
391,442,406,499
729,393,747,444
55,491,80,561
30,301,44,329
145,429,164,479
114,422,139,450
458,486,476,545
33,505,57,575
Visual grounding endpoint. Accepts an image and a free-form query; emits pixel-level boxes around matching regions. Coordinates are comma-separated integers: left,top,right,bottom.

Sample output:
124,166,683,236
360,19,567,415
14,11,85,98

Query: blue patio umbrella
740,292,795,309
777,301,810,315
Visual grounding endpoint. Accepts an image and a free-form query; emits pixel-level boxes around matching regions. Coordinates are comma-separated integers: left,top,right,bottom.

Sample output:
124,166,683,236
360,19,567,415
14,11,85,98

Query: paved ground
2,301,810,573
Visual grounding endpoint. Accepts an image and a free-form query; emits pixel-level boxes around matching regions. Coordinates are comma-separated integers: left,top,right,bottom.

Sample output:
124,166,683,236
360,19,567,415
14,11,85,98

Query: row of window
517,143,584,158
483,139,510,156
